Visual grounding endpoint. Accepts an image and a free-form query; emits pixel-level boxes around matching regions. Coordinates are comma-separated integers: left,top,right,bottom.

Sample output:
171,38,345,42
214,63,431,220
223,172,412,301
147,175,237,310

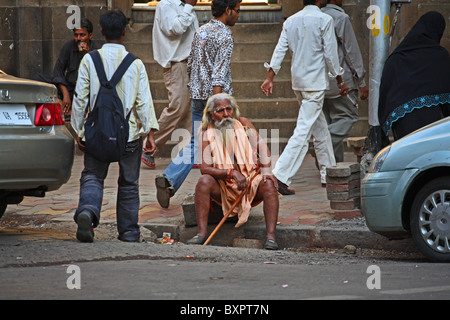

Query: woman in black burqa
378,11,450,140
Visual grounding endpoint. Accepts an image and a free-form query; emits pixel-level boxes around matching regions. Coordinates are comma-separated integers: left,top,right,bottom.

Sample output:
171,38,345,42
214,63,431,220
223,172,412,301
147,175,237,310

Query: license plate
0,104,32,126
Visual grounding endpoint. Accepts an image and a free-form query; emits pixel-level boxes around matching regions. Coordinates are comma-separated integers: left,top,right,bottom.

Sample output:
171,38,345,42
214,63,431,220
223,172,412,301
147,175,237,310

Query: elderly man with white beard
187,93,279,250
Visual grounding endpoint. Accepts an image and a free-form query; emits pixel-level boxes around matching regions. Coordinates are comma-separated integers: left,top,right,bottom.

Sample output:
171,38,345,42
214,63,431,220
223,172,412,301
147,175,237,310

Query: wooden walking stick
203,166,262,246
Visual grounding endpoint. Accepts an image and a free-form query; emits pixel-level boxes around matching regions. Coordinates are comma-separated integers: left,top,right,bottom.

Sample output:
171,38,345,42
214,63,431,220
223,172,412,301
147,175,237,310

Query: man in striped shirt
71,10,159,243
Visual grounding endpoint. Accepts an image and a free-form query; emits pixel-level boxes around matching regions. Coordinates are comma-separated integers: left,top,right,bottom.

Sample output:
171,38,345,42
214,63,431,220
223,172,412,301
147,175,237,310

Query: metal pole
368,0,391,127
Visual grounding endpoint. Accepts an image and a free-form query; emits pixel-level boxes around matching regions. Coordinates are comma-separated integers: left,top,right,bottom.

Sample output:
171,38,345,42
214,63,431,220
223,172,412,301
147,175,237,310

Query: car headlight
369,145,391,173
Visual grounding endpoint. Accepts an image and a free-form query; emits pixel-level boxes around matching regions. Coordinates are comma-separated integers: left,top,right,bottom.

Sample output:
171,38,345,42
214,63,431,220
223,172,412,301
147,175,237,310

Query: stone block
346,137,366,149
326,179,360,193
327,188,360,201
326,162,360,178
330,197,360,210
333,209,362,220
232,238,263,249
326,172,360,185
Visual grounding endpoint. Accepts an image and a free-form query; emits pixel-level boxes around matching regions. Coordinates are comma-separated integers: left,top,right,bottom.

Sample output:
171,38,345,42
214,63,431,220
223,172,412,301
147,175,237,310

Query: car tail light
35,103,65,126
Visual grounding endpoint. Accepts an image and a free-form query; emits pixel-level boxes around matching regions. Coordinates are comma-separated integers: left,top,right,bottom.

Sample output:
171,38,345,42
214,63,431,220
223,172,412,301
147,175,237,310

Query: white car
361,117,450,262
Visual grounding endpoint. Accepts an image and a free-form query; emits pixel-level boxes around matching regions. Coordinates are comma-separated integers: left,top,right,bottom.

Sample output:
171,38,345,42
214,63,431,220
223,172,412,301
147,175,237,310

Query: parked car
361,117,450,262
0,71,74,220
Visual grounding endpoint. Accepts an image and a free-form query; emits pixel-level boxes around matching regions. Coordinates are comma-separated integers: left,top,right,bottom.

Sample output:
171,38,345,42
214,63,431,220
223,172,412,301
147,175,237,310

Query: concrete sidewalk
2,152,417,252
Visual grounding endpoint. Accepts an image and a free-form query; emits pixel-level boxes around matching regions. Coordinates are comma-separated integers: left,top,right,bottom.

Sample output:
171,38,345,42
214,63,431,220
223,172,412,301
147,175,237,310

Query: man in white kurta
261,0,348,194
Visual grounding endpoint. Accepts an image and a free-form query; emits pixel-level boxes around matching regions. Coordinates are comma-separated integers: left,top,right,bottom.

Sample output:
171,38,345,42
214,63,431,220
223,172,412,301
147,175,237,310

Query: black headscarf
378,11,450,136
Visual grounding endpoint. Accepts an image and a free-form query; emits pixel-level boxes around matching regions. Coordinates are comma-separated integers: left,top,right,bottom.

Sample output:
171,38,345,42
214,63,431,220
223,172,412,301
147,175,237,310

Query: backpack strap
89,50,137,88
89,50,108,87
109,53,137,87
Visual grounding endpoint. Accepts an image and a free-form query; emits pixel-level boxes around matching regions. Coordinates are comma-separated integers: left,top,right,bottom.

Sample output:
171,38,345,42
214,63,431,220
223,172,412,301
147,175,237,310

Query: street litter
156,232,175,244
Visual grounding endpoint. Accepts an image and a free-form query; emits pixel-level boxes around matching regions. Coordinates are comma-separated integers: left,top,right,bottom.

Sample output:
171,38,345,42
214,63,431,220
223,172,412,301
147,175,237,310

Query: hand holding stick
203,166,262,246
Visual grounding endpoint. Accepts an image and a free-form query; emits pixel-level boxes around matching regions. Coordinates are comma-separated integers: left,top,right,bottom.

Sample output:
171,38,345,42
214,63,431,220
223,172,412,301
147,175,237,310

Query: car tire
410,176,450,262
0,201,6,220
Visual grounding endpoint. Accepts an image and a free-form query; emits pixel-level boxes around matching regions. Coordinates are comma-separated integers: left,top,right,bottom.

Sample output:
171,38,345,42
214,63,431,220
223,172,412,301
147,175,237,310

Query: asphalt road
2,258,450,301
1,229,449,302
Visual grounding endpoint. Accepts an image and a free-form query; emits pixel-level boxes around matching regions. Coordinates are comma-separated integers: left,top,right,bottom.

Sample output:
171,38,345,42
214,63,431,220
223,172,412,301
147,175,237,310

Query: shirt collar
211,19,227,28
102,43,126,50
165,0,184,6
325,4,345,12
304,5,321,11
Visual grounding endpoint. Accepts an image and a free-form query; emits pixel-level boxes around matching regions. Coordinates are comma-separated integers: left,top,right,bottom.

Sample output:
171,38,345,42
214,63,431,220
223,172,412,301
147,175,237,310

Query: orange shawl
203,121,262,227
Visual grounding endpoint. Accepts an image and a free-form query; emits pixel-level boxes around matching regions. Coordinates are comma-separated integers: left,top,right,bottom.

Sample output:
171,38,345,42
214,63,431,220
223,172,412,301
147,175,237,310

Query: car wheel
0,201,6,220
410,176,450,262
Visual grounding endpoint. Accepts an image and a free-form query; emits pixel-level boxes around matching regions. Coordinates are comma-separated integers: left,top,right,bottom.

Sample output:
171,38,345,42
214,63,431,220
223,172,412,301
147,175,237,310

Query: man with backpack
71,10,159,243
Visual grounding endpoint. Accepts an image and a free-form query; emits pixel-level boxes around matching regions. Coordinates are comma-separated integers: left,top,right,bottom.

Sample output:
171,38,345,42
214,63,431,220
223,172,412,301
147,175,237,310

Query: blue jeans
74,138,142,239
162,99,206,193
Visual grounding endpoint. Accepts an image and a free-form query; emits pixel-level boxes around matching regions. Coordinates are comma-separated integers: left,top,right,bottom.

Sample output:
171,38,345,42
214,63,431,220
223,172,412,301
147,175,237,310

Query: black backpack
84,50,137,163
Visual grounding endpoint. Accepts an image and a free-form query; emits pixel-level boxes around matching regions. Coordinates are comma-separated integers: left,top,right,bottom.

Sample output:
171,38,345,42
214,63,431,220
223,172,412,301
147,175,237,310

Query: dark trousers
74,139,142,240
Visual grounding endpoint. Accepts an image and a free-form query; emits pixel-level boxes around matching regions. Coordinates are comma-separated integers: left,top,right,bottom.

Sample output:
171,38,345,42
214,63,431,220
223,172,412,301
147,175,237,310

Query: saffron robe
203,121,262,228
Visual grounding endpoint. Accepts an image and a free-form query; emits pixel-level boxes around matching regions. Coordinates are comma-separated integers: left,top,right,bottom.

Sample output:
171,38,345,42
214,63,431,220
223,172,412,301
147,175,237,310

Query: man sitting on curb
187,93,279,250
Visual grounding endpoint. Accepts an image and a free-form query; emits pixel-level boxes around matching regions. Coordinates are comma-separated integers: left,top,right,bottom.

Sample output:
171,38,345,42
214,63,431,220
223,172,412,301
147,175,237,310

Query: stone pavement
1,151,417,252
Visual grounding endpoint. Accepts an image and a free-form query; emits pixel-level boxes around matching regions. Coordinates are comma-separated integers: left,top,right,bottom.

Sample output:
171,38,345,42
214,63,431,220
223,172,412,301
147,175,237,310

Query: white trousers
273,90,336,185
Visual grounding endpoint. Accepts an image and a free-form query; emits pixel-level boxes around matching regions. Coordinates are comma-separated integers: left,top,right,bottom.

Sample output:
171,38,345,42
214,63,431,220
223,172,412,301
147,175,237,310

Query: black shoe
277,179,295,195
76,211,94,243
118,231,140,243
187,235,206,245
263,239,279,250
155,175,174,208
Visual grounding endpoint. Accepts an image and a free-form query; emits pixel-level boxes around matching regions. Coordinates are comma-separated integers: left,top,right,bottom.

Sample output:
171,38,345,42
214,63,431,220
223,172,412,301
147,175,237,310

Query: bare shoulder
238,117,256,130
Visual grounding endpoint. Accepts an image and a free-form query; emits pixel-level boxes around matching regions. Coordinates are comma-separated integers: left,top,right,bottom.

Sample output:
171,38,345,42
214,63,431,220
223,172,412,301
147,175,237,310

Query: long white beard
214,117,236,149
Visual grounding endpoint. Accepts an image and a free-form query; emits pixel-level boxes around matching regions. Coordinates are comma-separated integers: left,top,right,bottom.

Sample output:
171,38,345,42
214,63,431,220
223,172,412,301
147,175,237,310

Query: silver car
0,71,74,219
361,117,450,262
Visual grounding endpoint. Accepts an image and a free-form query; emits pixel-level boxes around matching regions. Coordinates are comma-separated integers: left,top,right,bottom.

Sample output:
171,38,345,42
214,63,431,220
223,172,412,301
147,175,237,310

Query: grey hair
202,93,240,130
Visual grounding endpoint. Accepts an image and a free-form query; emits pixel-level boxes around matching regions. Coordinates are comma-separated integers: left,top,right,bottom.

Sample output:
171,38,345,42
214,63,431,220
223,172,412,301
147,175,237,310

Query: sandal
142,153,155,169
263,239,279,250
187,235,206,245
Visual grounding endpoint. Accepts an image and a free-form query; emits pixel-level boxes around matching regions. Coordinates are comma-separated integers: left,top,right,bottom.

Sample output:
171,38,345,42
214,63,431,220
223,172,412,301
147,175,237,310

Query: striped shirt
71,43,159,142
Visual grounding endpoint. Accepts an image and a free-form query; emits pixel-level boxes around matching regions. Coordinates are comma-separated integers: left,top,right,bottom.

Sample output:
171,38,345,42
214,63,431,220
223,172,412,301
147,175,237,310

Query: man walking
261,0,348,195
322,0,368,162
141,0,199,169
71,10,159,242
155,0,241,208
